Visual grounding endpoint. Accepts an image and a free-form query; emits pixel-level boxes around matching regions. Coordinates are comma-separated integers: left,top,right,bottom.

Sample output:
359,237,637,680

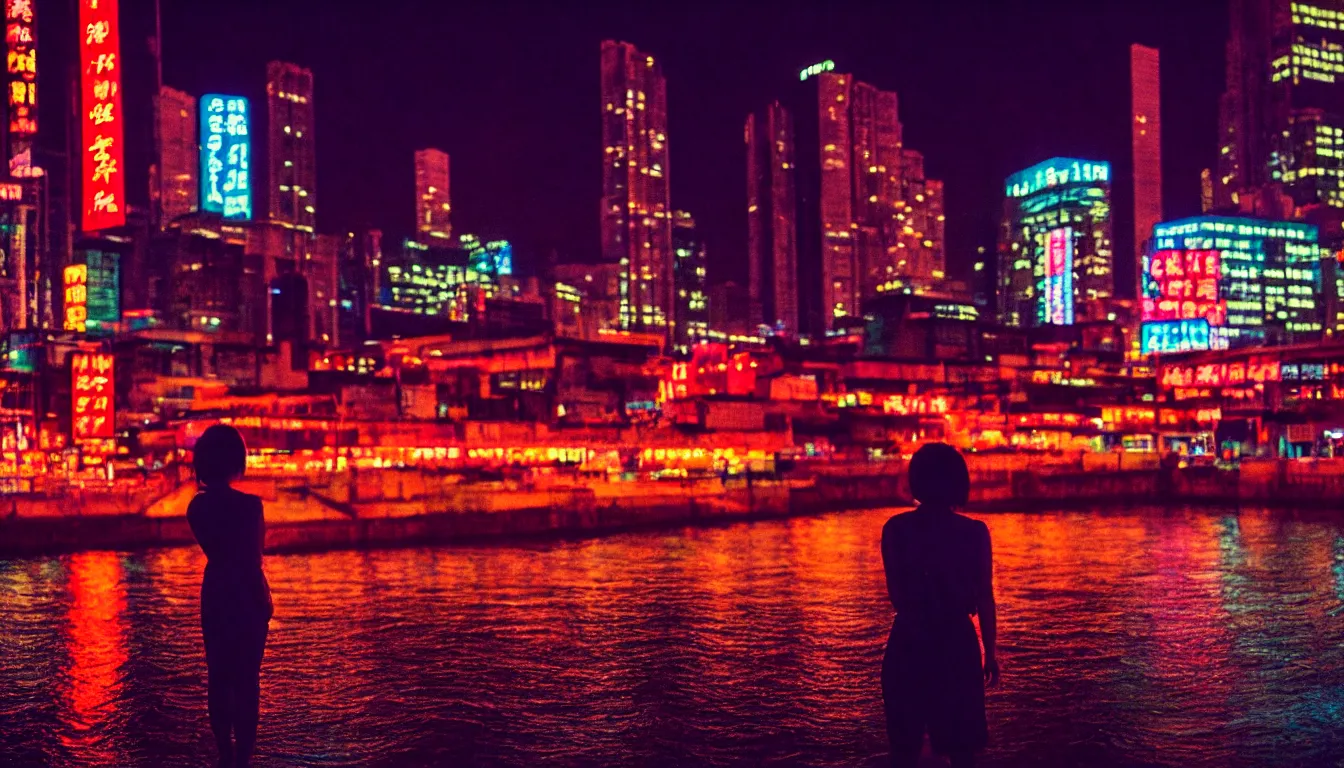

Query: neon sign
881,394,949,416
6,0,37,176
1043,227,1074,325
200,94,251,219
1006,158,1111,198
799,59,835,81
71,352,114,440
63,264,88,332
79,0,125,231
1142,319,1211,355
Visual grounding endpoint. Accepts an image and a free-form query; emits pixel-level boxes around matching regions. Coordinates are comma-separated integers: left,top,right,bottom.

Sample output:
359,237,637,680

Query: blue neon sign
1141,319,1211,355
200,94,251,220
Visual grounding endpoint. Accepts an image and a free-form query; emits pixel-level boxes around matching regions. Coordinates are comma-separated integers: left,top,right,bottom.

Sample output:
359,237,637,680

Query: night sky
155,1,1227,294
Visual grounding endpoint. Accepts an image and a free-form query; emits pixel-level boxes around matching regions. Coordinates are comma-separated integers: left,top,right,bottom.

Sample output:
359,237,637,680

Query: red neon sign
79,0,124,231
71,352,114,439
5,0,37,175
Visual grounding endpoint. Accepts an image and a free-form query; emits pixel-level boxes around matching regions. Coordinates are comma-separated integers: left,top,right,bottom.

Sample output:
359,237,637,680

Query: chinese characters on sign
71,352,114,440
1042,227,1074,326
1142,249,1227,325
199,94,251,219
881,394,949,416
79,0,125,231
63,264,88,332
1005,159,1110,198
1141,319,1212,355
1159,359,1282,391
6,0,37,176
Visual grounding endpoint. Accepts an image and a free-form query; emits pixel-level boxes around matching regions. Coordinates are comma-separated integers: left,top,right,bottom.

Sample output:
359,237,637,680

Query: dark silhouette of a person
187,424,273,768
882,443,998,768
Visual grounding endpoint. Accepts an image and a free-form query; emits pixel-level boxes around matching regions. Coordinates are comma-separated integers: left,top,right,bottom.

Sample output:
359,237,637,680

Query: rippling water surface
4,506,1344,766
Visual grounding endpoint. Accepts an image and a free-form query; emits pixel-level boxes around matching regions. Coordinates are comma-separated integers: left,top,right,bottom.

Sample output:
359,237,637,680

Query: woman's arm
881,519,902,610
977,521,999,687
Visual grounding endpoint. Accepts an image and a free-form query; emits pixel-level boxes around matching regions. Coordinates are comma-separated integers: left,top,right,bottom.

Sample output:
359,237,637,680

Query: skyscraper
1217,0,1344,211
414,149,451,240
157,86,198,228
600,40,672,335
999,158,1114,328
1130,44,1163,298
745,102,798,332
671,210,708,348
266,61,316,232
747,62,943,337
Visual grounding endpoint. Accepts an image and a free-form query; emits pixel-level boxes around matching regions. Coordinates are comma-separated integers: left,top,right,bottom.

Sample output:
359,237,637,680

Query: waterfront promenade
5,453,1344,558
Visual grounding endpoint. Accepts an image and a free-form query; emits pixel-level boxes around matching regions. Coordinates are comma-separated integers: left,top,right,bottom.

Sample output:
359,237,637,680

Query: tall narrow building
414,148,451,240
671,210,708,348
1130,44,1163,297
1217,0,1344,211
157,85,198,229
266,61,316,232
745,103,798,332
600,41,672,335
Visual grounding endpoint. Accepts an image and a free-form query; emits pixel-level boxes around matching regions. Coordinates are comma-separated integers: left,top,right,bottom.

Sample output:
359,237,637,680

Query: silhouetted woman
187,424,273,768
882,443,998,768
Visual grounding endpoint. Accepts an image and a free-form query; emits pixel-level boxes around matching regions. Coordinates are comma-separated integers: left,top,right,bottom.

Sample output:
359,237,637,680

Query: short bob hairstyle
908,442,970,508
193,424,247,488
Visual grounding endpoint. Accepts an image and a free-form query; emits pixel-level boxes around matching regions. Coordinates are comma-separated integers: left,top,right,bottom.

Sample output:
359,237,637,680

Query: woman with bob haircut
880,442,998,768
187,424,273,768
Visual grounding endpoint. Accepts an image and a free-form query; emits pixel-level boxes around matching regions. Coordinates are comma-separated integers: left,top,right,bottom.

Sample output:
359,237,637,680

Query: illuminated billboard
1042,227,1074,325
200,94,251,219
79,0,125,231
6,0,37,176
1141,319,1210,355
71,352,114,440
85,249,120,330
63,264,88,332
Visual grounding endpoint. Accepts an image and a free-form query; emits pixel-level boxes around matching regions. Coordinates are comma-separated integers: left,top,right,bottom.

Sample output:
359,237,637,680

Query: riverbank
3,459,1343,557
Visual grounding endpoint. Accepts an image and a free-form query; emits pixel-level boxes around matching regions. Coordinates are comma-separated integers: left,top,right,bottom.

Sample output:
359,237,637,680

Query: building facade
157,86,198,229
1217,0,1344,211
600,41,672,335
1141,216,1322,353
998,158,1115,328
414,148,451,240
266,61,316,232
671,210,708,348
1131,44,1163,296
745,102,798,333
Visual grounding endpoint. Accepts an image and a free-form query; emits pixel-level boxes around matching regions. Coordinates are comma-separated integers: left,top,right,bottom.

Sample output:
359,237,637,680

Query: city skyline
135,1,1223,291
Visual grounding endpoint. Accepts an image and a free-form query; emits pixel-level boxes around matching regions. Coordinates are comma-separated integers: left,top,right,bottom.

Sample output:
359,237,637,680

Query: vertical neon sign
63,264,88,331
199,94,251,220
6,0,37,176
1043,226,1074,325
71,352,115,440
79,0,125,231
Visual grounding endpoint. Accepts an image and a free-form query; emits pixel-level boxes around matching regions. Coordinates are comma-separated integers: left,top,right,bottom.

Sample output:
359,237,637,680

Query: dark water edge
3,505,1344,767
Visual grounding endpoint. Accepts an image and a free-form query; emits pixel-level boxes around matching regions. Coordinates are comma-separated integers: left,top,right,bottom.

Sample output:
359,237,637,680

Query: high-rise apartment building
156,86,198,229
747,62,944,337
266,61,316,232
600,40,672,335
671,210,708,348
1131,44,1163,297
414,149,451,240
998,158,1114,328
1217,0,1344,211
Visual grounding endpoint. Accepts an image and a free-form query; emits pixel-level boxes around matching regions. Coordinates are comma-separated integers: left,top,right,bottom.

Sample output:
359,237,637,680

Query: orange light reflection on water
61,550,129,765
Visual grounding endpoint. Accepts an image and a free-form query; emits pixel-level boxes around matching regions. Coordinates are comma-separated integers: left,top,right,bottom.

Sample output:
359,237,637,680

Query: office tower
747,63,943,336
266,61,316,231
600,40,671,335
157,86,198,228
1131,44,1163,298
671,210,708,348
745,103,798,332
414,149,451,240
1141,216,1321,352
999,158,1114,328
1217,0,1344,210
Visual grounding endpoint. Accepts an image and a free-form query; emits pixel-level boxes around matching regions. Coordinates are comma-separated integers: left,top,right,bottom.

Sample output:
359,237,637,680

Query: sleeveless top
187,487,273,625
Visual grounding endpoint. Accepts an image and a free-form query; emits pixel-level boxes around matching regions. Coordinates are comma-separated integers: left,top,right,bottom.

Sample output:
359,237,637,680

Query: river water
3,506,1344,767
